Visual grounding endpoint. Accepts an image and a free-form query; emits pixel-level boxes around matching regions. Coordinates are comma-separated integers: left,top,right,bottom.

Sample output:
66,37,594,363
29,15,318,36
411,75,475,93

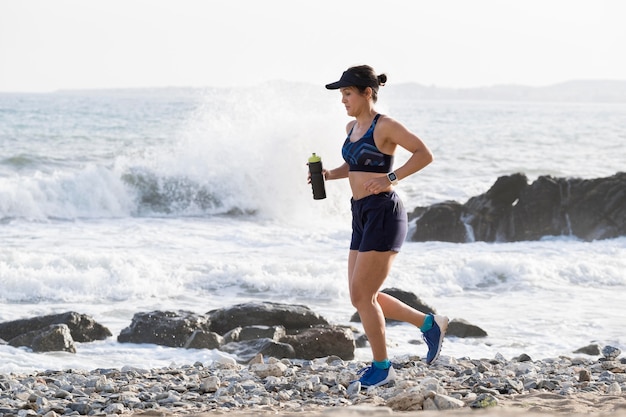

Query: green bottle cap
308,153,321,163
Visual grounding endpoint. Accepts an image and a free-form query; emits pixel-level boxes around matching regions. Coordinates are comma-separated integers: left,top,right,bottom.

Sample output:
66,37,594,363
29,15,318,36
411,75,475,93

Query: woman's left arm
383,117,433,181
363,117,433,194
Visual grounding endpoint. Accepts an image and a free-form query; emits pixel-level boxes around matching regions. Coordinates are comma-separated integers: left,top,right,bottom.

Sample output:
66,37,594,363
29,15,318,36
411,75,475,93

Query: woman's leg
377,292,428,328
348,249,398,361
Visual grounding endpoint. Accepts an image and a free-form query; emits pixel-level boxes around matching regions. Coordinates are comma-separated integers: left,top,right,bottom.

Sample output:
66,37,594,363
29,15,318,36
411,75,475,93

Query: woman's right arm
308,162,348,184
325,162,349,180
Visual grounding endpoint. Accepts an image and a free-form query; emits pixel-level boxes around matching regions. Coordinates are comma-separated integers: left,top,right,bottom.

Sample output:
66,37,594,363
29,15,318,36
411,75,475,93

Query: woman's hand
307,168,330,184
363,176,392,194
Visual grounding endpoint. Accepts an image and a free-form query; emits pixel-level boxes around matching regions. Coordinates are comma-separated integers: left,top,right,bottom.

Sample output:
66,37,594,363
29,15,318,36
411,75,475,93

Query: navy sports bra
342,114,394,173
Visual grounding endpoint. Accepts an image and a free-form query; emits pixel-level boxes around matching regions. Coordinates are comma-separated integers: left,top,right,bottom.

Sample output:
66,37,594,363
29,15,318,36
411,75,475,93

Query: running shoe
422,314,449,365
357,364,396,388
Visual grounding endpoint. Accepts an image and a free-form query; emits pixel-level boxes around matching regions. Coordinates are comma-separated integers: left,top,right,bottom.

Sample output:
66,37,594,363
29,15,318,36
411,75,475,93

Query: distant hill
11,79,626,103
386,80,626,102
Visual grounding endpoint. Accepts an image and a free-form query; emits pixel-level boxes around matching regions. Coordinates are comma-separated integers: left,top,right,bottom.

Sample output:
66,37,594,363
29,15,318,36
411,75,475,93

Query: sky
1,0,625,92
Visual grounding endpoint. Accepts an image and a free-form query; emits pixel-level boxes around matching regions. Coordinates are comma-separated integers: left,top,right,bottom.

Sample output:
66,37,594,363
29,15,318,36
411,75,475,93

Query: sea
1,82,625,374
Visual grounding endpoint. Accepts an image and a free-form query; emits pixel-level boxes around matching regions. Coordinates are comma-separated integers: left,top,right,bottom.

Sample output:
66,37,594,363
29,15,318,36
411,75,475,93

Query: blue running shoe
357,364,396,388
422,314,449,365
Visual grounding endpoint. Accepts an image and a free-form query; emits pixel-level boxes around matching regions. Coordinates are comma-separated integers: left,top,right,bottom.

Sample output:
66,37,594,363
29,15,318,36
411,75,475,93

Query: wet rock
117,310,211,347
207,302,328,335
446,318,488,338
184,330,223,349
410,172,626,242
8,324,76,353
280,325,355,360
411,201,467,243
574,343,601,356
0,311,111,343
237,325,287,342
220,338,296,362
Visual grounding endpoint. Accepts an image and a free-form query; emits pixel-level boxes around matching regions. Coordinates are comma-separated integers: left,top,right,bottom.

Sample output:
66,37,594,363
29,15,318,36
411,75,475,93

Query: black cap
325,68,379,90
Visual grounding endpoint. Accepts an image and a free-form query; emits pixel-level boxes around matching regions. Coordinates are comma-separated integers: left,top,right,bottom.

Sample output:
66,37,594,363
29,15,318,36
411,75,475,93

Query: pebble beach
2,347,625,417
2,89,626,417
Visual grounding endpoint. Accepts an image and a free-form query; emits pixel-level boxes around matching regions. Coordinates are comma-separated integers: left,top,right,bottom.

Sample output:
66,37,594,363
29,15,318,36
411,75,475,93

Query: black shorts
350,191,408,252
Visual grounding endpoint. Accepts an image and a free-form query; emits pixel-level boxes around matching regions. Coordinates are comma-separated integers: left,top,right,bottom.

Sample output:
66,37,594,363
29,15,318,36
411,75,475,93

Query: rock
602,345,621,360
464,173,528,242
103,403,124,414
0,311,111,343
470,393,499,408
117,303,352,362
432,393,465,410
200,376,221,393
346,381,361,396
386,387,426,411
446,319,488,338
117,310,211,347
579,369,592,382
280,325,355,360
411,201,467,243
184,330,223,349
223,324,290,347
608,382,622,395
509,175,569,241
0,353,625,415
69,402,92,415
574,343,601,356
9,324,76,353
220,338,296,362
564,173,626,240
207,302,328,335
409,172,626,242
250,361,287,378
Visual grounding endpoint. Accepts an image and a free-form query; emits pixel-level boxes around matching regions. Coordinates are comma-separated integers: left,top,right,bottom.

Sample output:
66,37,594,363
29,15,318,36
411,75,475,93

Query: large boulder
512,173,626,241
411,201,467,243
464,173,528,241
207,302,328,335
115,304,349,361
280,325,355,360
117,310,211,347
410,172,626,242
0,311,111,343
510,175,572,241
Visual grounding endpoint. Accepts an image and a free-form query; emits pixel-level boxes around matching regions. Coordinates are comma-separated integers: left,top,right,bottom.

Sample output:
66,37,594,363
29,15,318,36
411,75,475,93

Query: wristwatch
387,171,399,185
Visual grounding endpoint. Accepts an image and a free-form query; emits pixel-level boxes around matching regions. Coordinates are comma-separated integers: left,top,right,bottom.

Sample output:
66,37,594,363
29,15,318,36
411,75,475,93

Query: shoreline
1,352,624,416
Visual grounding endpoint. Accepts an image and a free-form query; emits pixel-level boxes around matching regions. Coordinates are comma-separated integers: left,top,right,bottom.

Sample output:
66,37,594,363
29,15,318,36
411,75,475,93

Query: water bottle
308,153,326,200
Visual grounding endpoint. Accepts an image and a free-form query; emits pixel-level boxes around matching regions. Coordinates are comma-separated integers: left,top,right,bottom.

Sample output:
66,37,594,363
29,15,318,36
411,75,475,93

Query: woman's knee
350,288,376,310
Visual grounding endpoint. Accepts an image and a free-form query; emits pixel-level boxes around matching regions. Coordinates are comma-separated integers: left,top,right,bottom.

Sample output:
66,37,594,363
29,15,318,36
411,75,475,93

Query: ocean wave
0,164,260,222
0,154,69,173
121,167,257,217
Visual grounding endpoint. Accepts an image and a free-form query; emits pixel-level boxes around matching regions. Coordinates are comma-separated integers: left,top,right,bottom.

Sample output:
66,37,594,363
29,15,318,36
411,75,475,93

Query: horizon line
2,78,626,95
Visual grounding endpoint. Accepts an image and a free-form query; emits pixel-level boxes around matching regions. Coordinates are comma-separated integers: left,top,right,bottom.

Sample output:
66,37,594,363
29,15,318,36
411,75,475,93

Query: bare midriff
349,171,393,200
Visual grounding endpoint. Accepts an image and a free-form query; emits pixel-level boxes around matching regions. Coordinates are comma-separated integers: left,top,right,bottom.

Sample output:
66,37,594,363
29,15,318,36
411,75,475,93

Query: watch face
388,172,397,181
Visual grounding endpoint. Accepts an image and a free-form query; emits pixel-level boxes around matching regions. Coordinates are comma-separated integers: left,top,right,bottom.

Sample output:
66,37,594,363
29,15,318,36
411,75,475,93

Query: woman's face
340,86,369,117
